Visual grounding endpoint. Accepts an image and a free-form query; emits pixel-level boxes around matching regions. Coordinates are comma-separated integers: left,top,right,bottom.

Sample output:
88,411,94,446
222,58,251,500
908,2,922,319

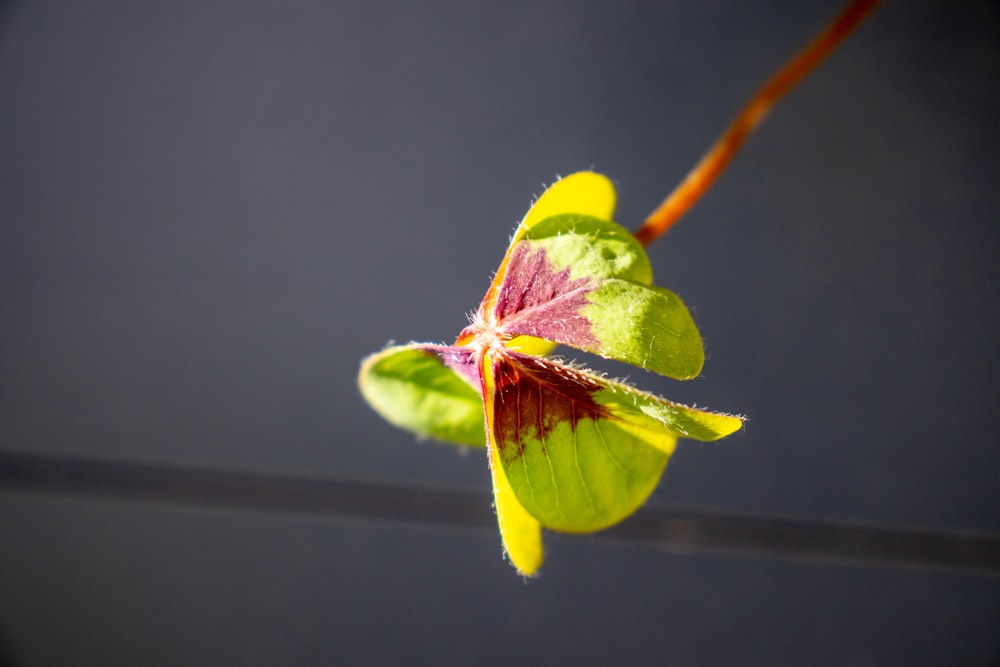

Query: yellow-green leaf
514,171,617,242
489,444,544,576
358,344,485,446
582,280,704,380
483,349,741,533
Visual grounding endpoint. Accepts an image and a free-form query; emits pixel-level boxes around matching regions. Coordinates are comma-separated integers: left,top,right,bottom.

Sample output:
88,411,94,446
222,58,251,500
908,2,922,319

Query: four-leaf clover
359,172,742,576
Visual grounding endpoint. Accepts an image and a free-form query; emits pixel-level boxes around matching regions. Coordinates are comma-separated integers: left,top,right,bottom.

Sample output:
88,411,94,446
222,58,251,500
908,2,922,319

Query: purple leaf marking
490,350,609,461
493,243,601,350
421,344,482,392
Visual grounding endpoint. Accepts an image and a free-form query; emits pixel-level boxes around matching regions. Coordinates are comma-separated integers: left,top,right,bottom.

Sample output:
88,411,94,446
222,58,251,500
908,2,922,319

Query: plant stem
634,0,882,248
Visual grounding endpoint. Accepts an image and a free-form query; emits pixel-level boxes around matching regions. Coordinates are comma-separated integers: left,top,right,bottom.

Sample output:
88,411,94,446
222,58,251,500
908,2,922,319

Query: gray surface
1,0,998,665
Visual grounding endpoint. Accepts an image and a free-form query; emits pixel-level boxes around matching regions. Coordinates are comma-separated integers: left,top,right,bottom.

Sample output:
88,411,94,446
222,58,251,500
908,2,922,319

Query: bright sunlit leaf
484,351,740,534
515,171,617,241
488,441,544,575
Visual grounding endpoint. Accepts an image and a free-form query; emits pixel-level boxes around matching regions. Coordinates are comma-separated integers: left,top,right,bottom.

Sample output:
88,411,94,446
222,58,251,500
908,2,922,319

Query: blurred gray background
1,0,998,664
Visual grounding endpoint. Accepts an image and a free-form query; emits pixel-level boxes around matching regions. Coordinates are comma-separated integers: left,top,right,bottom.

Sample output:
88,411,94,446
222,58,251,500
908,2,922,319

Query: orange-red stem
634,0,881,248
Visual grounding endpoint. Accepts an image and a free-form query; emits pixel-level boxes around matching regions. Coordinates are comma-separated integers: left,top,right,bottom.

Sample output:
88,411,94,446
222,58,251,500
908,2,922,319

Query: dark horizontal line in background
1,450,997,576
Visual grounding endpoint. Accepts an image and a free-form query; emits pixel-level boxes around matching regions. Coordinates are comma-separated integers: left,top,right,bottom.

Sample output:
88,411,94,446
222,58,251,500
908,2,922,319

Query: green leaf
581,280,704,380
358,344,485,447
485,215,654,356
483,350,742,534
497,275,704,380
522,213,652,285
491,215,702,379
595,376,744,444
